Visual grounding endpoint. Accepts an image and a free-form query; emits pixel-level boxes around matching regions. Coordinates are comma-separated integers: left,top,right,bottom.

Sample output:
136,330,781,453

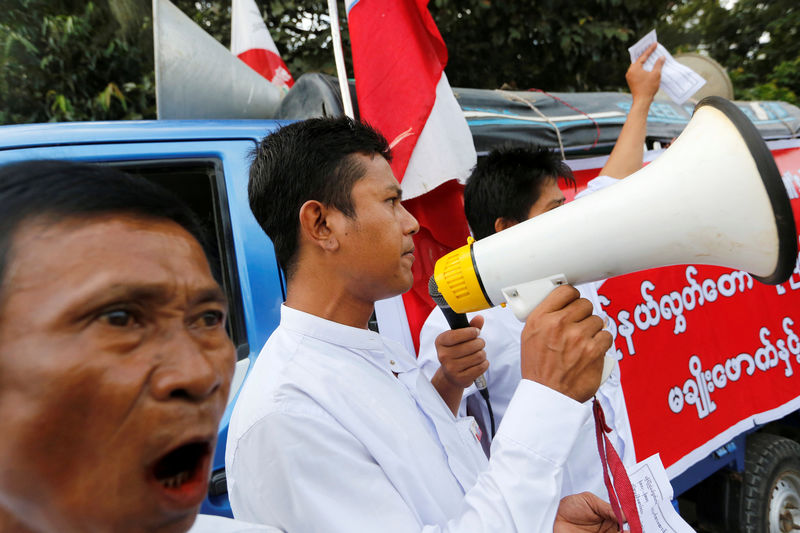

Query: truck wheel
743,433,800,533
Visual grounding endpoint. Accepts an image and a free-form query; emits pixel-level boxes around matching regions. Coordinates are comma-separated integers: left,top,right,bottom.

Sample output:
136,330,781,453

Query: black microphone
428,276,495,436
428,276,470,327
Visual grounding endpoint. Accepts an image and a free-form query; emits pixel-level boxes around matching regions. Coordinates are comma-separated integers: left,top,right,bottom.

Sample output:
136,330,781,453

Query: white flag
231,0,294,91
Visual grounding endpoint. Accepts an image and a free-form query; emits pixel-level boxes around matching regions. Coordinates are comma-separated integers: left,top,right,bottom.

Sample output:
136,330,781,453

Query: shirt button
390,360,396,365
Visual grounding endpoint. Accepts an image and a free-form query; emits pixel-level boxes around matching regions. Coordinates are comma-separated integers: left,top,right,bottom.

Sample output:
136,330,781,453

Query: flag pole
327,0,355,119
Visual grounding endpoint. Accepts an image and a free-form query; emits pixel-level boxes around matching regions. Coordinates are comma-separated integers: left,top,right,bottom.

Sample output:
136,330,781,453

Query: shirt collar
279,305,420,382
280,304,383,350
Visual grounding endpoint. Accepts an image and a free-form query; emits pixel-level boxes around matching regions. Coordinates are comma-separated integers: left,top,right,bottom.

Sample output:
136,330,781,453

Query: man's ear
494,217,519,233
298,200,339,252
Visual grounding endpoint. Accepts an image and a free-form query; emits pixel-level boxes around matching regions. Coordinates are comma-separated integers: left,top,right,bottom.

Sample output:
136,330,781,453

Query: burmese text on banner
597,144,800,478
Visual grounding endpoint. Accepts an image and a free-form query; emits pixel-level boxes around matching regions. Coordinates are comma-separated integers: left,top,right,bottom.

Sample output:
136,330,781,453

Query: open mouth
150,440,211,502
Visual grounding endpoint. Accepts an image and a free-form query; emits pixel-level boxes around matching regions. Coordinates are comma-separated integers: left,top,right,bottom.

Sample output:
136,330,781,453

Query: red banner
600,143,800,477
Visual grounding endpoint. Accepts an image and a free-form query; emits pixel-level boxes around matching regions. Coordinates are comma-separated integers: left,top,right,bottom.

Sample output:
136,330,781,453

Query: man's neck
284,277,375,329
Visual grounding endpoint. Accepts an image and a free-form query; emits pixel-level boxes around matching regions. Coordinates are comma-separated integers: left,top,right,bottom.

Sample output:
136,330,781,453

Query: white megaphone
432,96,798,382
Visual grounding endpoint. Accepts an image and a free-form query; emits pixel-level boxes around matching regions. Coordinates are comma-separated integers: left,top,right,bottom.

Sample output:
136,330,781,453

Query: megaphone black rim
694,96,798,285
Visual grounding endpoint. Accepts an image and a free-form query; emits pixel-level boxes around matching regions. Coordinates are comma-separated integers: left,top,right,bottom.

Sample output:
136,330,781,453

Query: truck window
109,159,249,360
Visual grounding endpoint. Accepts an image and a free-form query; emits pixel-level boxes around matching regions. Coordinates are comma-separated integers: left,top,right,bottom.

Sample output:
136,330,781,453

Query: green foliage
657,0,800,105
0,0,155,124
1,0,797,124
0,0,348,124
263,1,348,76
430,1,671,91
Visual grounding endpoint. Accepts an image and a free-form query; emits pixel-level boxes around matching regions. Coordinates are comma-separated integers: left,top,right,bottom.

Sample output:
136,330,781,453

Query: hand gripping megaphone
432,96,798,382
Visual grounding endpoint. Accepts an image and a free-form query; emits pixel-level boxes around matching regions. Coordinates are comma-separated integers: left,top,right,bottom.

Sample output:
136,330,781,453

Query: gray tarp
456,88,800,155
278,73,800,157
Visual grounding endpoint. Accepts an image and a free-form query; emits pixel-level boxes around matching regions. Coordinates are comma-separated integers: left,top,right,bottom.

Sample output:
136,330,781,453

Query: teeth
159,470,190,489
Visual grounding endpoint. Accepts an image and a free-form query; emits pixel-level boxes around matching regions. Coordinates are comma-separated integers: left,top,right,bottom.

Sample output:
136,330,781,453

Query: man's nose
150,328,223,402
401,203,420,236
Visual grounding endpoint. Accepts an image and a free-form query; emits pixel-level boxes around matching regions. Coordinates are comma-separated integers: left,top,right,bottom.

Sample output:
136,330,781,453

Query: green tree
3,0,797,125
656,0,800,104
0,0,347,124
431,0,671,91
0,0,156,124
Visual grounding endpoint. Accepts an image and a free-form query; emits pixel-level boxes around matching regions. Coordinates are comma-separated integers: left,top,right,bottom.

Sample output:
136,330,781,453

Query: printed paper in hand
628,29,706,105
628,454,695,532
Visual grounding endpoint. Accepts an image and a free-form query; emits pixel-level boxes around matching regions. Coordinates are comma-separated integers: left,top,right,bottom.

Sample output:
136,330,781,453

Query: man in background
418,43,665,497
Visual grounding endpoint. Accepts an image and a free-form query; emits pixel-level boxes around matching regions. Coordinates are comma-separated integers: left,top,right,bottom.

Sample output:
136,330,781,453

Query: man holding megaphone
227,116,622,532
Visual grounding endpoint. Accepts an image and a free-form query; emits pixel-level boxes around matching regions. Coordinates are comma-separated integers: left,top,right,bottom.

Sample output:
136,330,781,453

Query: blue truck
1,105,799,531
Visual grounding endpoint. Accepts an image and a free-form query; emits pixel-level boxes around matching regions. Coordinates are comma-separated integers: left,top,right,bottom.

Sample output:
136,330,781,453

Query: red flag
347,0,477,352
231,0,294,91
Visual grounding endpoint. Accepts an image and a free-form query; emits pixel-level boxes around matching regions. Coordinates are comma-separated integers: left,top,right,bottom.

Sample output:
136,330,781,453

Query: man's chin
372,284,412,305
19,507,200,533
366,271,416,308
165,511,200,533
403,280,415,294
398,277,415,297
142,507,200,533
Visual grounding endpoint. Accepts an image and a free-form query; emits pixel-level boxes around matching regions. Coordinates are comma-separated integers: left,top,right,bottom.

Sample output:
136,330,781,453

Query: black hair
0,159,211,295
464,145,575,240
248,116,391,279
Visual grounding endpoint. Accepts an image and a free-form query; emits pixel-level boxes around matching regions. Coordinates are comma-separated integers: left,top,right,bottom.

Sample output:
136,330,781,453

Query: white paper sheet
628,454,696,532
628,30,706,105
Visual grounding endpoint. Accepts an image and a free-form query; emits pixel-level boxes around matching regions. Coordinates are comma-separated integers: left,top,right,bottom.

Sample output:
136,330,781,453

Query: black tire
742,433,800,533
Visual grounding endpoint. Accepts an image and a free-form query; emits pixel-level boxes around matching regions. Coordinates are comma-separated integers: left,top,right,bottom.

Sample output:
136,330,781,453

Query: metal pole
327,0,355,119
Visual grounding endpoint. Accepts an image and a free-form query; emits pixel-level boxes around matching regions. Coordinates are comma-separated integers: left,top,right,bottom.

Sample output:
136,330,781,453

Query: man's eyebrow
387,185,403,198
93,285,171,305
190,286,228,308
75,283,227,312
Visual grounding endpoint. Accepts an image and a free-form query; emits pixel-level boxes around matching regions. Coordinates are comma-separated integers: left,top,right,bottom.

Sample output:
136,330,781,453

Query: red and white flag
231,0,294,91
346,0,475,200
347,0,477,352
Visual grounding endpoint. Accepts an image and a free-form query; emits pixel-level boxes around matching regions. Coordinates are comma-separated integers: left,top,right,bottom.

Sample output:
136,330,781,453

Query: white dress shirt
418,288,635,499
226,305,592,532
417,174,636,499
189,514,282,532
